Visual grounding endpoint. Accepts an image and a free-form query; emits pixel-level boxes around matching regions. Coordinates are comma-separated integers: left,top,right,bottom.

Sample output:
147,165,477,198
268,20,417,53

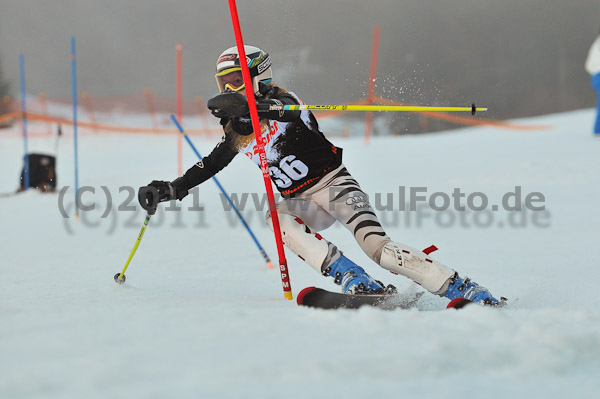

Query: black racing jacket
177,85,342,198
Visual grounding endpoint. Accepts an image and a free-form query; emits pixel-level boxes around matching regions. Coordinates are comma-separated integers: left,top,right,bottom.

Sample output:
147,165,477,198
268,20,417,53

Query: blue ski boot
323,255,386,294
444,272,501,306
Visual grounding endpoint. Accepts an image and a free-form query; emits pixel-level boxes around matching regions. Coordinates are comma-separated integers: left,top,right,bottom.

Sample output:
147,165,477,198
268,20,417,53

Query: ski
297,287,508,310
296,286,423,310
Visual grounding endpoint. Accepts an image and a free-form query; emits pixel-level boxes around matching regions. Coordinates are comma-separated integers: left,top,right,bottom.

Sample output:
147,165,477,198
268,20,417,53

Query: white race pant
266,165,455,293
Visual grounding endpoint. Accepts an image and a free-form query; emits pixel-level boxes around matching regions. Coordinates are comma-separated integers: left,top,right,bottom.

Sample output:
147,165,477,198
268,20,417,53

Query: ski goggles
215,67,245,93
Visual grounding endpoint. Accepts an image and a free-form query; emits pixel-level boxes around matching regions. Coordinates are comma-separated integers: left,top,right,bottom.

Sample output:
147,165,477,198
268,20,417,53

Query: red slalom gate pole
144,88,160,134
38,92,53,136
364,25,380,146
228,0,293,300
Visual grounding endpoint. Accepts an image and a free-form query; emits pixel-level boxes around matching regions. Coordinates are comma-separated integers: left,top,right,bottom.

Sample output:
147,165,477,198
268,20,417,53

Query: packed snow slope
1,109,599,398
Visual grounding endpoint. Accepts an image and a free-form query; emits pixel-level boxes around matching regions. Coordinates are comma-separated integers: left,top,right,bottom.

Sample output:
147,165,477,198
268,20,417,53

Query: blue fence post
19,54,30,190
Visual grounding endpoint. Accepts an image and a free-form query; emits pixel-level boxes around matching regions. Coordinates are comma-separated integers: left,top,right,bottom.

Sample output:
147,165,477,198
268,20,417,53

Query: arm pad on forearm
179,139,238,193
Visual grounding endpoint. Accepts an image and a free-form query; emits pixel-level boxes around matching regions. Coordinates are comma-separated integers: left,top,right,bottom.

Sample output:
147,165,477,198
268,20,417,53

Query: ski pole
114,212,152,284
170,115,274,269
260,103,487,115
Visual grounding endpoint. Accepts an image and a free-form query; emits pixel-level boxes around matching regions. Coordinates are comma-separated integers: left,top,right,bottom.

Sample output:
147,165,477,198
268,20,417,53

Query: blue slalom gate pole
71,36,79,218
170,115,273,269
19,54,30,190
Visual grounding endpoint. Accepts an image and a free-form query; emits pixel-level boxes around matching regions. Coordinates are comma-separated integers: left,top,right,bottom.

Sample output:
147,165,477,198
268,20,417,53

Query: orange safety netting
0,91,549,136
0,91,220,135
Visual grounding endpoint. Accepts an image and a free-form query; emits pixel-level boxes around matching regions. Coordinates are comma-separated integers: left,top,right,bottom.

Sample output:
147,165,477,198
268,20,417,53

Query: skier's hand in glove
138,178,189,214
207,91,249,118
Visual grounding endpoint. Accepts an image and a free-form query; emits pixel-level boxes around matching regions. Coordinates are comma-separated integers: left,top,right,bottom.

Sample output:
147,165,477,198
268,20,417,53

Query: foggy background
1,0,599,133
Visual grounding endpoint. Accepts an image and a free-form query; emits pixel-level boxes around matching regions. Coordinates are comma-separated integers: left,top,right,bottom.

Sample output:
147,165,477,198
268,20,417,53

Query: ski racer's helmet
215,45,272,95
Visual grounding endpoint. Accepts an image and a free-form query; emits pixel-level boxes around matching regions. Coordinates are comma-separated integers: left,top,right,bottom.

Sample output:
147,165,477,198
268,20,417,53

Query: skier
585,27,600,135
139,45,502,306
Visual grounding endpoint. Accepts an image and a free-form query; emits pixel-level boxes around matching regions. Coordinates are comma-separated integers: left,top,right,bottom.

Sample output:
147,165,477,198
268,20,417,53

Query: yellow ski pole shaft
114,212,152,284
262,103,487,115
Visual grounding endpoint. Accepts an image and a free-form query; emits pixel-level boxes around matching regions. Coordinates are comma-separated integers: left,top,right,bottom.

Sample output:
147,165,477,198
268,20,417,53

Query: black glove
207,91,249,119
138,177,189,214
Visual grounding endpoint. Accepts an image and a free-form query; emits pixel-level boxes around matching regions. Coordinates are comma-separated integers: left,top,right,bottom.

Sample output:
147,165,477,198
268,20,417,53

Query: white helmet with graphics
215,45,273,95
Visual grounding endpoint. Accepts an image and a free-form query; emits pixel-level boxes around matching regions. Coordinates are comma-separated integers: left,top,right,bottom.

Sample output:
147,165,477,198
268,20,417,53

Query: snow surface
1,109,600,398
